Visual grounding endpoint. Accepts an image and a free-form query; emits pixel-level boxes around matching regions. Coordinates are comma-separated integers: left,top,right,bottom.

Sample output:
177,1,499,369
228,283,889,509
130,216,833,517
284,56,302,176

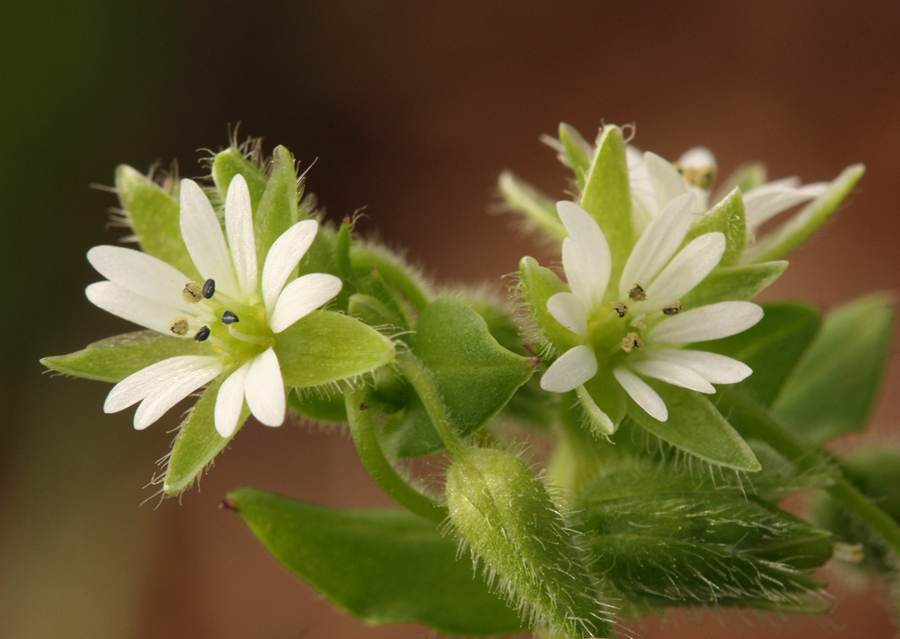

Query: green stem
395,353,466,458
720,389,900,555
344,387,448,524
547,394,607,499
350,247,432,311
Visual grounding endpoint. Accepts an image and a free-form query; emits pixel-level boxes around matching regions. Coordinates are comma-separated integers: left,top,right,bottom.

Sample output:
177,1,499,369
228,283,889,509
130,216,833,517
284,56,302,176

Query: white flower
539,197,763,422
628,145,828,237
86,174,342,437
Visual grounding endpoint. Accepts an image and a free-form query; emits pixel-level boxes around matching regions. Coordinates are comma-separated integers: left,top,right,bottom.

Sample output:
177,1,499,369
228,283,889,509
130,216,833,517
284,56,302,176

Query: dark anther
613,302,628,317
202,278,216,299
628,284,647,301
662,302,683,315
222,310,239,324
194,326,211,342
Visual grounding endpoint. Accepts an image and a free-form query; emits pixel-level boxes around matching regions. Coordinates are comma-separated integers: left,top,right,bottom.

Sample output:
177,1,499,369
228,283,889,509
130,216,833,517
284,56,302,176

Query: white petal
214,362,251,437
547,292,589,339
677,147,717,172
620,192,697,298
643,232,725,311
179,178,239,298
224,174,258,297
133,358,224,430
644,151,687,212
628,358,716,394
613,366,668,421
649,349,752,384
269,273,342,333
105,355,221,419
87,246,196,312
557,201,610,310
648,301,764,344
744,185,820,229
244,348,286,427
261,219,319,314
87,281,183,333
540,345,598,393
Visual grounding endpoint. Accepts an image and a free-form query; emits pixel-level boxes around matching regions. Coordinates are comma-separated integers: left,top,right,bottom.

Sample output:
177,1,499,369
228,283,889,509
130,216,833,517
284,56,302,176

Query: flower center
585,292,682,367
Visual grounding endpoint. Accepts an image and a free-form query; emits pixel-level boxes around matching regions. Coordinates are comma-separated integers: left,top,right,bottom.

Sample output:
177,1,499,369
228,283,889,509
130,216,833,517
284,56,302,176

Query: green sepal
498,171,566,242
518,256,581,352
579,125,634,289
163,377,249,494
115,165,198,279
254,145,301,265
287,388,348,424
574,465,831,612
680,261,787,309
683,187,746,266
41,330,212,383
698,301,821,407
350,244,433,312
348,293,404,329
558,122,593,189
412,299,534,441
275,310,395,388
741,164,865,264
446,448,614,638
211,146,268,212
625,382,760,471
226,487,524,637
713,162,767,204
771,293,894,444
578,371,627,436
811,446,900,575
298,222,339,277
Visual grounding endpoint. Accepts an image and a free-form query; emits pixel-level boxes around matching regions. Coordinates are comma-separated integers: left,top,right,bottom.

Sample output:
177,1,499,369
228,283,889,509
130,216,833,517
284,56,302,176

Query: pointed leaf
742,164,865,263
696,301,822,407
772,293,894,444
558,122,593,189
163,377,249,494
226,487,524,637
683,187,746,266
276,310,395,388
115,166,199,279
211,147,269,212
41,330,212,383
498,171,566,242
579,125,634,289
680,261,787,309
255,145,301,265
626,382,760,471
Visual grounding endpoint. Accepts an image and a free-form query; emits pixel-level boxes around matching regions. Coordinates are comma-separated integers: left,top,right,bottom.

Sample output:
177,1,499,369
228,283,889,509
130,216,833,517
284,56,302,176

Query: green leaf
741,164,865,264
625,382,760,471
41,330,212,383
287,389,348,424
348,293,404,329
226,487,524,637
446,449,614,638
412,299,535,438
254,145,300,265
518,256,581,352
558,122,593,189
683,187,746,266
772,293,894,444
498,171,566,242
579,125,634,289
211,146,269,212
575,466,831,612
698,301,822,407
163,377,248,494
680,261,787,309
276,311,395,388
115,166,198,279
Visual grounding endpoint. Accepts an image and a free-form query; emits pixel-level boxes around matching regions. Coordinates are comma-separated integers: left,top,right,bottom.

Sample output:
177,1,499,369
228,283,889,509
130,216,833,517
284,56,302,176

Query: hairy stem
395,353,466,458
351,247,432,311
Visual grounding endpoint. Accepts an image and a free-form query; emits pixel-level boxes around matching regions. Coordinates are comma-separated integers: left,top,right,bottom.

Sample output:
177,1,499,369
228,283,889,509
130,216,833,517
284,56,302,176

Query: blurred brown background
2,1,900,638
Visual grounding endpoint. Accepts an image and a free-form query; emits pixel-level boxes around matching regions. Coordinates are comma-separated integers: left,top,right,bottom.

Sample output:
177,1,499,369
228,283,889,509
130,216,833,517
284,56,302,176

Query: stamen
182,282,203,304
613,302,628,318
169,317,189,336
194,326,211,342
628,284,647,301
228,325,271,346
222,310,239,325
202,278,216,299
674,163,717,190
662,302,683,315
621,332,643,353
